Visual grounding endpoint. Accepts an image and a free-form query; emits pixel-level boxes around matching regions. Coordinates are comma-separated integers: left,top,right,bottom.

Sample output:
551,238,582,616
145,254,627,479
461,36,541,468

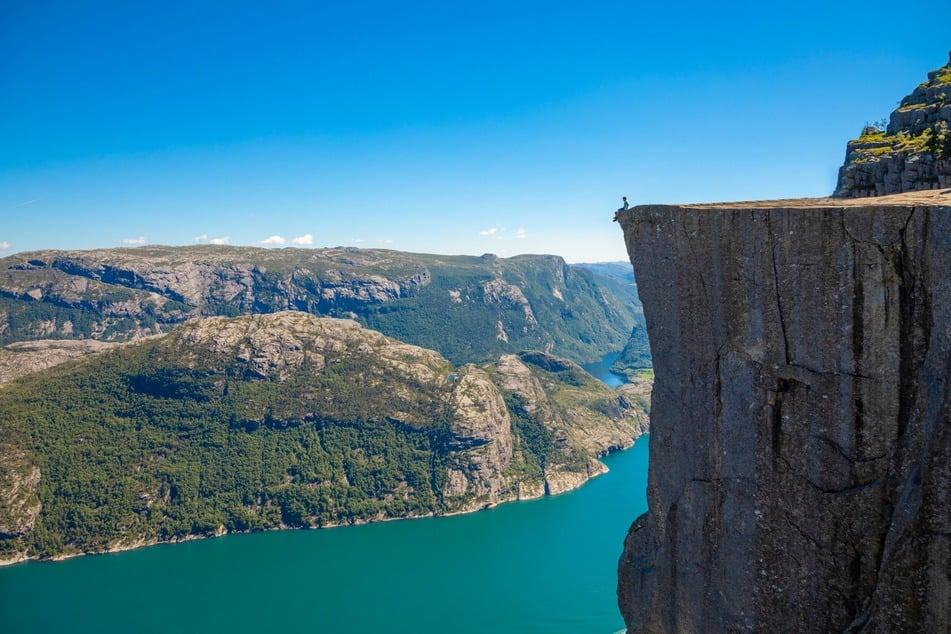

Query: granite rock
616,192,950,633
835,51,951,197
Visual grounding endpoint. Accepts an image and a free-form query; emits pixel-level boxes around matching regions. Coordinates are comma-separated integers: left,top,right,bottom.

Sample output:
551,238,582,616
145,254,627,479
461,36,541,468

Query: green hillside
0,247,640,366
0,312,647,563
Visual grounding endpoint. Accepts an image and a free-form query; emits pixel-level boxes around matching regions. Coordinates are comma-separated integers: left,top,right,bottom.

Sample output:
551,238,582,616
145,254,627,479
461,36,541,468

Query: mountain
0,246,640,368
0,312,647,564
834,51,951,197
610,325,653,379
573,261,652,377
572,261,637,285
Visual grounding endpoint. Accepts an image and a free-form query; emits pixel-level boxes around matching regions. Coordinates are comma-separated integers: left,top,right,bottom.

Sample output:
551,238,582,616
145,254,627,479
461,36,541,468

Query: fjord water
581,351,628,388
1,356,648,634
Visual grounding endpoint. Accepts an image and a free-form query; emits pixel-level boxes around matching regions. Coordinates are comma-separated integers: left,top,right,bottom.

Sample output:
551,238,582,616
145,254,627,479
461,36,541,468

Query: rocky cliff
615,190,950,632
835,52,951,197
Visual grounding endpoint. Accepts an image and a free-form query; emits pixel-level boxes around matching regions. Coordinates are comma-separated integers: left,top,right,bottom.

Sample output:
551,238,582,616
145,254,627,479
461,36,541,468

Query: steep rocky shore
0,312,647,564
615,190,949,632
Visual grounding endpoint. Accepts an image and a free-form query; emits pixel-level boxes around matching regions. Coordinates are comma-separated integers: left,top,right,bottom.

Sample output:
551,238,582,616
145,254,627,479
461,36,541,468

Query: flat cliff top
640,188,951,210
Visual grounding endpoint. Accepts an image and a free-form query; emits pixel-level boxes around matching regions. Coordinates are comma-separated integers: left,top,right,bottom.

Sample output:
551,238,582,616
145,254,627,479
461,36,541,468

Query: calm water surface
1,356,648,634
581,351,628,388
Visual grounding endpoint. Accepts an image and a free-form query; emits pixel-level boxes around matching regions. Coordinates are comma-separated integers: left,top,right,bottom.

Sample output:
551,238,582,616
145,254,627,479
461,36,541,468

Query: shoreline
0,433,643,568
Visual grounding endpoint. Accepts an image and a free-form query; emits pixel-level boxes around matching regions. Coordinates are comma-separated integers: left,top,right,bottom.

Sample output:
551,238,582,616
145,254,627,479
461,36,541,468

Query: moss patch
933,65,951,87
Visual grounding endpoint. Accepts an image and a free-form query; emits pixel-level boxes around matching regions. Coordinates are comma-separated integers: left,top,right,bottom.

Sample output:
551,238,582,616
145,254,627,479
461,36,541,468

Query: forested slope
0,312,647,564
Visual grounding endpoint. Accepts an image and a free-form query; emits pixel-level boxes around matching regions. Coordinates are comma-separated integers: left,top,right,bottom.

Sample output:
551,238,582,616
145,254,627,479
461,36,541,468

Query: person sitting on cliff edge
612,196,629,221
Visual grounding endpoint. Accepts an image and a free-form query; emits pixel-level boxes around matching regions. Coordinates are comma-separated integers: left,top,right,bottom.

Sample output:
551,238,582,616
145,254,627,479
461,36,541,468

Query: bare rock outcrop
45,247,428,309
616,192,950,633
0,339,122,385
157,312,456,426
482,279,538,326
443,366,515,503
835,51,951,197
442,349,650,506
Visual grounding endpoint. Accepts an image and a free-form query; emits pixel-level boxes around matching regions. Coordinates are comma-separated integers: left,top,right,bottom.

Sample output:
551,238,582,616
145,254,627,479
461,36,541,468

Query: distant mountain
0,246,640,367
574,261,652,376
0,312,648,563
611,326,653,378
573,261,636,286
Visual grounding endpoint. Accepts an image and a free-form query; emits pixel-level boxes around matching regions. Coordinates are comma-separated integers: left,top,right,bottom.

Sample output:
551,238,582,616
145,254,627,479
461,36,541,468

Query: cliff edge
616,190,950,632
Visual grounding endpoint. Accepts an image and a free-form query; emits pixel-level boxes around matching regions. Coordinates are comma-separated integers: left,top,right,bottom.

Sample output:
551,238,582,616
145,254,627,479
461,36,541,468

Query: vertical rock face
616,194,950,633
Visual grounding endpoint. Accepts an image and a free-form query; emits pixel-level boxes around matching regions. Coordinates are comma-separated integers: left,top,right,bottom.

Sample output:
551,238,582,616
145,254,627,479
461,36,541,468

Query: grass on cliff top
931,65,951,87
849,126,947,163
896,102,923,112
857,130,887,143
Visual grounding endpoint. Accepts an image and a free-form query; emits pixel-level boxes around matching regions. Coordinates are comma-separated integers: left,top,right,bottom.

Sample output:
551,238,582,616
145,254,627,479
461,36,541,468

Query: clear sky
1,1,948,262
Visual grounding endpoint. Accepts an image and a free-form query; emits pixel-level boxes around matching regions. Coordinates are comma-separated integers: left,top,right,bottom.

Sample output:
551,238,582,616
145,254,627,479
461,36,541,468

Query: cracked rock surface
615,191,950,633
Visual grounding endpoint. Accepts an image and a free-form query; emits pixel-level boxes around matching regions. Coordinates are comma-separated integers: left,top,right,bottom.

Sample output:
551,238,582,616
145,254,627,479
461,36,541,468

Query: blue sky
1,1,947,262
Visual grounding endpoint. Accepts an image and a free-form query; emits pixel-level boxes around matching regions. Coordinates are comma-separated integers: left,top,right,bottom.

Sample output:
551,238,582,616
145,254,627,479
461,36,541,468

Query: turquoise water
581,352,627,388
1,357,647,634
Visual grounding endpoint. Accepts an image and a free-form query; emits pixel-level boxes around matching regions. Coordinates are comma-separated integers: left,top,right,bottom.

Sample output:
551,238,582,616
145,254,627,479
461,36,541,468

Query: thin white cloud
122,236,147,245
14,199,38,208
260,235,286,245
479,227,498,236
375,239,393,244
291,233,313,246
209,236,230,245
193,234,208,242
0,241,10,250
515,228,527,239
352,238,366,243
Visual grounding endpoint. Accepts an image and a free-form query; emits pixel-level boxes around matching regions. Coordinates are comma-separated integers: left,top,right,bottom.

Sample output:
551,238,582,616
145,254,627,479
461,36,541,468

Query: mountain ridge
0,245,647,370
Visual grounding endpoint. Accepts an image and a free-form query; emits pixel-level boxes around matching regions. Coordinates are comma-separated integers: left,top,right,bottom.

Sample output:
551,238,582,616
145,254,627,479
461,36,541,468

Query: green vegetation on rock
0,312,648,562
835,52,951,196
